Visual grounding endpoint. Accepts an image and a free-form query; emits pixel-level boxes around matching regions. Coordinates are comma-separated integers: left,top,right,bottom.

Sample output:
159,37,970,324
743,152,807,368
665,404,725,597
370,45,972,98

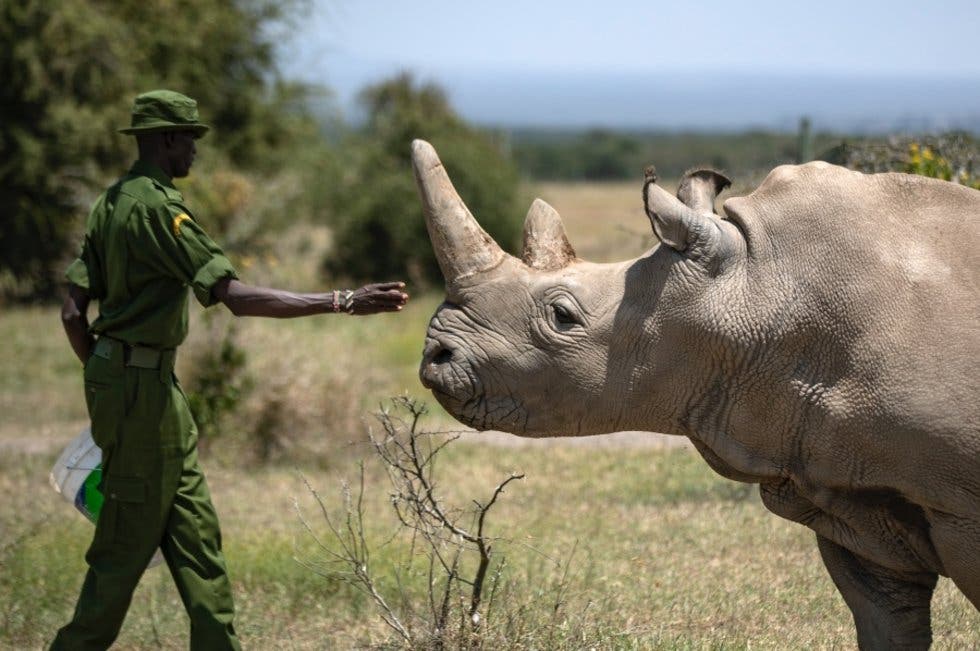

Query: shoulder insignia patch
172,213,191,237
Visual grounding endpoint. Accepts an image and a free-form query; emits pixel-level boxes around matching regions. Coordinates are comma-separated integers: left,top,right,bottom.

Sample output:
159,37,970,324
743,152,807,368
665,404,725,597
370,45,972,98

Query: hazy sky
280,1,980,129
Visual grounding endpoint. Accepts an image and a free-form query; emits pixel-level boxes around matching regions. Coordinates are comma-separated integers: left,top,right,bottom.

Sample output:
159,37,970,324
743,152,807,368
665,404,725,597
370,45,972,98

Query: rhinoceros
411,139,980,649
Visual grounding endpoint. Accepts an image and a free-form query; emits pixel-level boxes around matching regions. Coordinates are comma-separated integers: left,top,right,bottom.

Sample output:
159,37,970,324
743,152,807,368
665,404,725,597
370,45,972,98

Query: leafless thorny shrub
296,397,592,649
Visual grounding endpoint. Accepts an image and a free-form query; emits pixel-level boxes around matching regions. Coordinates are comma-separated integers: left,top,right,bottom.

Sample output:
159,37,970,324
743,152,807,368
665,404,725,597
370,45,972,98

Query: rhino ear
677,168,731,214
521,198,576,270
643,166,738,266
643,166,693,250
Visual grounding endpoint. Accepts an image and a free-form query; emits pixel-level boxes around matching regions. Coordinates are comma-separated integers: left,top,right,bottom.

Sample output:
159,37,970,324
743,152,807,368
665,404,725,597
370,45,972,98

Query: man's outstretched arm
61,283,94,364
211,278,409,318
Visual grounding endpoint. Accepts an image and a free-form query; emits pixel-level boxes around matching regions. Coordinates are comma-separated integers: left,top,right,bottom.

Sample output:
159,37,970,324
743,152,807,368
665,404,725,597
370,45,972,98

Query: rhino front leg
816,534,937,650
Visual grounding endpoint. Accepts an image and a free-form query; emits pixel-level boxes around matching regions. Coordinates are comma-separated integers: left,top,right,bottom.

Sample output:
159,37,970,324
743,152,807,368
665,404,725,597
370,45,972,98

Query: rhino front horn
412,139,506,283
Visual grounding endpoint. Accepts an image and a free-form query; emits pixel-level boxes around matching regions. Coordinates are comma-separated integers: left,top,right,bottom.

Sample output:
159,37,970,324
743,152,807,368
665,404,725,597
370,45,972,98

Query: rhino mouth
420,337,482,411
419,337,528,433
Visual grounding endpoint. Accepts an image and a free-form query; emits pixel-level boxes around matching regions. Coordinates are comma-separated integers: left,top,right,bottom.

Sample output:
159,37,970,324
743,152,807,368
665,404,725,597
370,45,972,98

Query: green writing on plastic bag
79,465,104,523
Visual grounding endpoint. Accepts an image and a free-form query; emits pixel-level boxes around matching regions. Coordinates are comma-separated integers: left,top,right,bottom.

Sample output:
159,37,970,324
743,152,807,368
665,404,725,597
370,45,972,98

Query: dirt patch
0,411,690,461
456,429,692,449
0,420,88,457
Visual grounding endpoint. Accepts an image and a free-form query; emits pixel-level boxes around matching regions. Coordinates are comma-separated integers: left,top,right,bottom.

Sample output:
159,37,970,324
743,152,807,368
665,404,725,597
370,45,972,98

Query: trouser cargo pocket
95,475,147,548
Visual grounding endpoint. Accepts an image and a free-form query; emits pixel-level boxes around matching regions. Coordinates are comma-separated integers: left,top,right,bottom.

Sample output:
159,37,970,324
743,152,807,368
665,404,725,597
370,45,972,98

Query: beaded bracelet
331,289,355,313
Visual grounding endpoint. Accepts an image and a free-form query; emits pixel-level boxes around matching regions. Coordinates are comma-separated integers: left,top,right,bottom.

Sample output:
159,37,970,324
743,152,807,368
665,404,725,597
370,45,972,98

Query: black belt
92,337,175,370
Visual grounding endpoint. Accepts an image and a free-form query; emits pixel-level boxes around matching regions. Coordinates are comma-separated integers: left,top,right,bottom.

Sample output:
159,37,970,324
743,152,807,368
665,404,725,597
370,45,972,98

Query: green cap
119,90,209,137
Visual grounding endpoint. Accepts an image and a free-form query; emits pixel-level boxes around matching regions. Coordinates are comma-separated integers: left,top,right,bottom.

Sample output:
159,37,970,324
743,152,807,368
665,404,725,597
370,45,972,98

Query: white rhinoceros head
414,140,744,437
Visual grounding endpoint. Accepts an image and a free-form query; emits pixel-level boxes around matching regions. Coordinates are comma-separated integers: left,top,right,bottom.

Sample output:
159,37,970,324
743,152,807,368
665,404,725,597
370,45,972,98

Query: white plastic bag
50,427,164,569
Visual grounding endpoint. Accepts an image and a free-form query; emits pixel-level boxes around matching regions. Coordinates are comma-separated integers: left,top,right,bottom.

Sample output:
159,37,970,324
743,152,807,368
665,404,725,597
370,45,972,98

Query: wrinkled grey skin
413,140,980,650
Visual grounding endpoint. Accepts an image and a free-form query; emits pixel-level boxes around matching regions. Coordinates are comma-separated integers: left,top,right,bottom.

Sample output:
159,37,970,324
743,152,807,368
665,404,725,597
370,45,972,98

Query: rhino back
718,163,979,508
726,162,980,290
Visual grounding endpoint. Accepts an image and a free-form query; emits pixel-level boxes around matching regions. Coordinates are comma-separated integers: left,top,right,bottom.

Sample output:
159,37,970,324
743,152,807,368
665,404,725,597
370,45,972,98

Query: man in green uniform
53,90,409,650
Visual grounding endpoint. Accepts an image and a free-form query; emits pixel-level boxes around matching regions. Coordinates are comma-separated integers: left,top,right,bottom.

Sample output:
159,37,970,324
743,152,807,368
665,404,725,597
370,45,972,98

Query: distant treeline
505,128,849,181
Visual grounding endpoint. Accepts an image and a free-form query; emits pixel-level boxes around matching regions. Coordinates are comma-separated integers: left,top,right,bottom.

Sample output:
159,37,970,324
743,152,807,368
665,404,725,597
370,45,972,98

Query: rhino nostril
433,347,453,365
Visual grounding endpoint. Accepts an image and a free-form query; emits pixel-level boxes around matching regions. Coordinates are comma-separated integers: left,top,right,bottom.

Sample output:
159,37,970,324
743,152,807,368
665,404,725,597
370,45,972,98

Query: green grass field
2,182,977,649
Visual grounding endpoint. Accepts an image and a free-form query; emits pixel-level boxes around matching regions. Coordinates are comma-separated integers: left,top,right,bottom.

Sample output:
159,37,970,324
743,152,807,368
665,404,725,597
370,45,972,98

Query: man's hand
348,282,409,315
61,283,93,364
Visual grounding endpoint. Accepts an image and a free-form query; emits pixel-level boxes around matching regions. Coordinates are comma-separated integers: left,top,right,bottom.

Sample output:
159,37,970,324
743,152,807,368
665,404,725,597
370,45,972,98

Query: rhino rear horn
412,140,507,284
521,199,576,271
676,169,732,214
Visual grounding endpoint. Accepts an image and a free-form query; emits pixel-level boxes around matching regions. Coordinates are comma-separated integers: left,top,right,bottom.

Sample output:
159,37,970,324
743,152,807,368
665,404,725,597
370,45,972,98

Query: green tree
0,0,319,301
579,130,642,180
326,73,523,286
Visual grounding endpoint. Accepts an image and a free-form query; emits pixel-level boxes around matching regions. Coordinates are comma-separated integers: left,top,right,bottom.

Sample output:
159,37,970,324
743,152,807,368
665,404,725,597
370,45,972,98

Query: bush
182,312,253,445
840,131,979,188
324,74,524,287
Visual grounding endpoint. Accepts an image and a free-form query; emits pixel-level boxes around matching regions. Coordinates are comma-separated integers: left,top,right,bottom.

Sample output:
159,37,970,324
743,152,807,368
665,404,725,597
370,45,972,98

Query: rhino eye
552,302,581,329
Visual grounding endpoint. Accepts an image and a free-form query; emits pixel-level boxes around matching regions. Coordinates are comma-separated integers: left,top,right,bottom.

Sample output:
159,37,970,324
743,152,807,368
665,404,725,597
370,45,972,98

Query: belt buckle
92,337,113,360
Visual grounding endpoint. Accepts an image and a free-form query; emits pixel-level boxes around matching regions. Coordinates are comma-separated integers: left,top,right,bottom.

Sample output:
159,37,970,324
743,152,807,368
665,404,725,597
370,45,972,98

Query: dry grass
0,307,89,455
5,441,977,649
531,171,768,265
533,181,655,263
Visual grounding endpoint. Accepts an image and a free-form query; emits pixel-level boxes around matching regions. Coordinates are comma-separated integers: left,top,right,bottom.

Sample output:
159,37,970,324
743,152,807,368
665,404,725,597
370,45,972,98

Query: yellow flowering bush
906,143,954,181
845,133,978,190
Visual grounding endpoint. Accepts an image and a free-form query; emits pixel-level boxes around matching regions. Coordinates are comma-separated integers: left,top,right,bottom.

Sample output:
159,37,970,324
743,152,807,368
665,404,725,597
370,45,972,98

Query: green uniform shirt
66,160,237,348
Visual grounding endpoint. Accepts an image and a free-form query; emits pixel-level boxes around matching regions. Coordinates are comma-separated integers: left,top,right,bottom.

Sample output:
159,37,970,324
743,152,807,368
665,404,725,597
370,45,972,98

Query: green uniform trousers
52,339,240,650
